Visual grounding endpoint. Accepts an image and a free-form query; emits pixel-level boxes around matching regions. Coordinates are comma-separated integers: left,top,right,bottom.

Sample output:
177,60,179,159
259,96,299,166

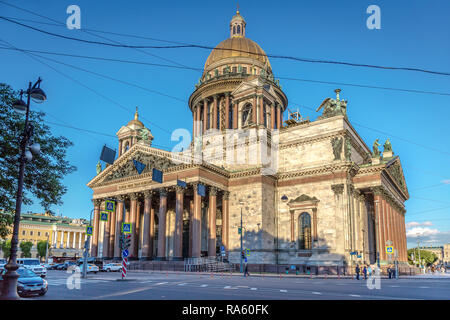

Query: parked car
0,267,48,297
102,263,122,272
55,263,65,270
61,261,77,270
78,263,99,273
17,258,46,278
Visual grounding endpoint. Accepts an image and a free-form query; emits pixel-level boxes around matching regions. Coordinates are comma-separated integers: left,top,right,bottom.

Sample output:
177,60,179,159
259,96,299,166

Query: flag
100,145,116,164
197,183,206,197
177,180,187,188
152,168,163,183
133,159,146,175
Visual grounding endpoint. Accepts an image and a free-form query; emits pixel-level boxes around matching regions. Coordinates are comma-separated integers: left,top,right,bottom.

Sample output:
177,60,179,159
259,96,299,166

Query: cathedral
87,10,409,272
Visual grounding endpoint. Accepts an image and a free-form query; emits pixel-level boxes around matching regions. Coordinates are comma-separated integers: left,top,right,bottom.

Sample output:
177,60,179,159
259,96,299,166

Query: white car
17,258,47,278
102,263,122,272
77,263,99,273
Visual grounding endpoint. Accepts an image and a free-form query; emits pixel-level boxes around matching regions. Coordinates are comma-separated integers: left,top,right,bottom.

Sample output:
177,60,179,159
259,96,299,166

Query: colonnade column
192,184,202,258
102,207,111,258
91,199,101,256
259,96,264,125
156,189,168,260
271,103,276,129
277,105,282,129
141,191,152,260
108,200,116,258
203,99,208,132
174,186,185,260
222,191,229,249
193,106,197,137
225,93,230,130
129,193,138,259
208,187,218,257
213,95,218,129
114,196,124,259
233,102,238,129
78,232,82,249
252,96,257,124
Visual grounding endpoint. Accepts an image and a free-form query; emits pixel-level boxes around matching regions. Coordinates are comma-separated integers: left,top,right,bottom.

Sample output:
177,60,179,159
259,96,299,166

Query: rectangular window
22,231,26,236
38,232,41,236
232,66,237,74
30,231,33,236
242,67,247,75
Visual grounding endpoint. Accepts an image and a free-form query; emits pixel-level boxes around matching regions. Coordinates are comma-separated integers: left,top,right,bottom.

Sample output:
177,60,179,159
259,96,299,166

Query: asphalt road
28,270,450,300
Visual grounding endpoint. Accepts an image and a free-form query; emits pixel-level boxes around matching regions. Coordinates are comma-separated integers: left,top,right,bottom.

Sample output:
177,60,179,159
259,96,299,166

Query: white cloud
407,230,450,248
406,227,439,238
441,179,450,184
406,221,433,229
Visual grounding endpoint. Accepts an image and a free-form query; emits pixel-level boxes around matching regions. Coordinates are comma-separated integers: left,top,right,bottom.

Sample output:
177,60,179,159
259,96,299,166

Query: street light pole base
1,267,20,300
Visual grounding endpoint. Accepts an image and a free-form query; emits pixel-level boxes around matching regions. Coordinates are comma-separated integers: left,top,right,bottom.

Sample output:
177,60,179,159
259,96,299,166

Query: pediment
289,194,319,204
385,156,409,198
88,145,180,187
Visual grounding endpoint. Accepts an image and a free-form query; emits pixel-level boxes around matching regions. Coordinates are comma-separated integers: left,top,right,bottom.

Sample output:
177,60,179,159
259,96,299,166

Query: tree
407,248,437,266
37,240,48,259
19,241,33,258
0,83,76,236
1,240,11,259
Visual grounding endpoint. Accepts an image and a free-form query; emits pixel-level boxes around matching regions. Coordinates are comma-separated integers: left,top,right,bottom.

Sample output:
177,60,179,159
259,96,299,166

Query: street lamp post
1,78,46,300
82,208,95,279
45,233,49,264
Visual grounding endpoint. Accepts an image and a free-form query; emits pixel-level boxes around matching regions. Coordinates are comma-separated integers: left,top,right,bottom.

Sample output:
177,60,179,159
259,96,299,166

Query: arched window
124,141,130,152
242,103,252,127
237,25,241,34
233,26,236,34
228,104,233,129
263,102,267,127
207,104,211,129
298,212,312,250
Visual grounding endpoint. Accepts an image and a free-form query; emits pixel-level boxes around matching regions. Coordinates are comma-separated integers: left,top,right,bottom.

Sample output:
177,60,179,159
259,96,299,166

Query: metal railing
184,257,234,272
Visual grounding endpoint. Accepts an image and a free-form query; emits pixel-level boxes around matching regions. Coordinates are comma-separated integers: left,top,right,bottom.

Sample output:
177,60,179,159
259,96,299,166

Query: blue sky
1,0,449,248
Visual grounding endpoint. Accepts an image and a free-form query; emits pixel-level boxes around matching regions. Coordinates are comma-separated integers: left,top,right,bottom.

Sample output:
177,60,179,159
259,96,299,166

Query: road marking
237,286,249,288
280,289,287,292
389,285,400,288
419,286,430,289
177,283,188,286
250,288,257,291
155,282,168,285
224,286,237,290
312,291,322,295
200,284,208,287
349,294,361,297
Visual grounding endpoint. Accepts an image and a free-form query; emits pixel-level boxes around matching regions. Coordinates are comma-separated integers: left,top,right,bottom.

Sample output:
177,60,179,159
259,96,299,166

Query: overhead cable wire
1,15,450,77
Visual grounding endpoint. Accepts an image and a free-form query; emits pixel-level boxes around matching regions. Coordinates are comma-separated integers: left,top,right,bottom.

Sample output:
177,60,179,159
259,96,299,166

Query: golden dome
127,107,144,128
204,37,271,72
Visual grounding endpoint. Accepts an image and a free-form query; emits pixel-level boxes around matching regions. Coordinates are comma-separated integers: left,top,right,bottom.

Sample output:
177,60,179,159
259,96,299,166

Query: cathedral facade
87,11,409,270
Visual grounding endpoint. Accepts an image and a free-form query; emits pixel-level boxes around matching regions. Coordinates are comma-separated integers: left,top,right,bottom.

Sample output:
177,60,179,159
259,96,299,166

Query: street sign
350,251,358,255
386,246,394,254
244,257,247,263
122,249,129,258
86,226,93,236
122,223,132,234
245,249,250,256
197,183,206,197
357,255,362,258
385,240,393,246
238,227,242,235
100,211,108,221
105,200,115,212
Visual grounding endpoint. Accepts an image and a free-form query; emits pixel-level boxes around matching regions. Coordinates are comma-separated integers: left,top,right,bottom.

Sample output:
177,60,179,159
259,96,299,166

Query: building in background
1,212,88,260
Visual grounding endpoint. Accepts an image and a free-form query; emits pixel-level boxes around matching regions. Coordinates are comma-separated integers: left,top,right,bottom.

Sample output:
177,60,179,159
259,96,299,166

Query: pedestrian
244,262,250,277
387,266,392,279
363,265,367,280
355,264,360,280
368,265,372,277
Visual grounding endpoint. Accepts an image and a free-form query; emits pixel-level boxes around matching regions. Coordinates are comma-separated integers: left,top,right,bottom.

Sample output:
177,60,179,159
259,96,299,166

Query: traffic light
119,234,124,250
241,250,245,260
124,234,131,249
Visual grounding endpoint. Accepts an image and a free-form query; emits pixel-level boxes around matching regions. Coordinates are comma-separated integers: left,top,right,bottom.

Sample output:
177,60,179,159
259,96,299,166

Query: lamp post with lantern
1,78,46,300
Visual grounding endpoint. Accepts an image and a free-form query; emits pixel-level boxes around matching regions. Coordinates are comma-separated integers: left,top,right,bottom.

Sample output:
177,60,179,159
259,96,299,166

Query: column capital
222,190,230,200
129,192,139,201
331,184,344,195
209,186,218,196
159,188,168,197
144,190,153,199
347,184,355,195
92,199,102,206
175,185,185,194
224,91,230,97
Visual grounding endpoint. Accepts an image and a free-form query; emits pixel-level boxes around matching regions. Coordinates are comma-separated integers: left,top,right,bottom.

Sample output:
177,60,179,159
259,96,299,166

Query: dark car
0,267,48,297
55,263,66,270
61,261,77,270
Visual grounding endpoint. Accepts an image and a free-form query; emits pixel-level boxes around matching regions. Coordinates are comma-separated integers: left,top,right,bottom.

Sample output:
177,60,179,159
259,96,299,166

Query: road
29,270,450,300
